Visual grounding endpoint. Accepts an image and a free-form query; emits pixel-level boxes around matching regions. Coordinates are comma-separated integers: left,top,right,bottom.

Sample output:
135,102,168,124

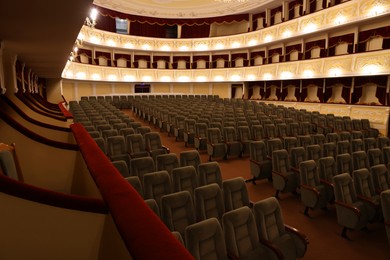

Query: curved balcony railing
76,0,389,52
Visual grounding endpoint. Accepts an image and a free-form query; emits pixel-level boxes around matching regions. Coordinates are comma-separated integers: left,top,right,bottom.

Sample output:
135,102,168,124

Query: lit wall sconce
303,23,317,33
178,76,190,82
282,30,292,38
195,44,208,51
142,44,151,50
160,76,171,82
124,42,134,49
329,68,342,77
231,42,241,48
179,45,189,51
303,69,314,78
107,40,116,46
214,75,224,81
76,72,86,79
248,39,258,46
264,35,273,42
160,45,171,51
196,76,207,82
263,73,273,80
142,76,152,82
363,64,380,74
230,75,241,81
107,75,117,81
334,15,346,25
85,8,98,28
123,75,136,81
215,43,225,49
247,74,256,80
92,73,101,80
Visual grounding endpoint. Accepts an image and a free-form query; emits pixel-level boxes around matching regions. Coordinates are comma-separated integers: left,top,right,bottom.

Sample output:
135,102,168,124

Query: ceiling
0,0,93,79
0,0,282,79
93,0,283,19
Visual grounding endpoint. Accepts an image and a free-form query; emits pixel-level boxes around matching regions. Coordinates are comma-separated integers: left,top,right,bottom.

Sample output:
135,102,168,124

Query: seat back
172,166,198,197
0,150,19,180
326,132,339,143
208,128,223,144
112,160,130,178
222,177,250,211
367,148,383,167
298,135,312,148
353,168,376,198
272,149,291,174
179,150,201,170
351,139,365,152
352,151,369,171
222,206,261,259
161,190,195,237
290,147,306,169
323,142,337,158
185,218,227,260
337,140,351,154
283,137,297,153
198,162,222,188
249,141,268,162
267,138,283,158
253,197,285,241
194,183,225,221
126,134,147,155
336,153,352,175
125,176,144,198
333,173,357,204
380,190,390,244
107,135,126,156
156,153,179,174
143,170,172,207
145,132,163,151
129,156,155,181
306,144,322,164
300,160,320,187
195,123,208,138
252,125,264,141
319,156,337,183
371,164,390,192
238,126,251,141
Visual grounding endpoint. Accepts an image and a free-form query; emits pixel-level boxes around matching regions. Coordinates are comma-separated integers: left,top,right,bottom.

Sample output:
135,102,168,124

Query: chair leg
304,207,310,217
341,227,352,241
209,155,212,162
275,190,280,199
244,177,257,185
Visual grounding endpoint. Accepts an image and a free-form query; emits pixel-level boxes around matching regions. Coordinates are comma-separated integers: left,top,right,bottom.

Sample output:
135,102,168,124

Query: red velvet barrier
0,174,108,214
58,102,73,119
70,123,193,260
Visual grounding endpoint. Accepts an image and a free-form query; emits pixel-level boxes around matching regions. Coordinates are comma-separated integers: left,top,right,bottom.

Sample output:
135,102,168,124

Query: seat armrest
385,221,390,227
250,159,268,167
357,195,379,208
334,200,361,216
272,170,288,181
285,224,309,246
259,239,284,260
290,166,299,173
162,145,170,153
320,179,334,188
227,251,239,260
300,184,320,197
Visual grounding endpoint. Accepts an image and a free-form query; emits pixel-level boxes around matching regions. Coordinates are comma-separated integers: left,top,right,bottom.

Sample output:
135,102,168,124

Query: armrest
290,167,299,173
162,145,170,153
266,155,272,160
259,239,284,260
227,251,239,260
250,159,268,167
320,179,334,188
334,200,361,217
385,221,390,227
300,184,320,197
285,224,309,246
357,195,379,208
272,170,288,181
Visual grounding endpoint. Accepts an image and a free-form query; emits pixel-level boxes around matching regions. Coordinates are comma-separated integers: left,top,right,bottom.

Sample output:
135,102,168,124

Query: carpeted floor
124,109,390,259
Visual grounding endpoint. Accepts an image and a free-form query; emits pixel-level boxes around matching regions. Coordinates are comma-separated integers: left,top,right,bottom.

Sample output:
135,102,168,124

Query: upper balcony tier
76,0,389,52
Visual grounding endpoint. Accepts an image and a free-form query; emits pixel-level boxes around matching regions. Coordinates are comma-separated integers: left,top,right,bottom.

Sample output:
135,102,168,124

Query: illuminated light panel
92,73,101,80
76,72,86,79
124,42,134,48
178,76,190,82
90,8,98,21
65,71,73,78
303,69,314,78
179,45,189,51
230,75,241,81
247,74,256,80
363,64,380,74
160,45,171,51
281,71,293,79
214,75,224,81
231,42,241,48
282,30,292,38
329,68,342,77
107,40,116,47
195,44,208,51
123,75,136,81
73,46,78,52
77,33,84,40
90,36,100,44
304,23,317,33
370,4,385,15
107,75,117,81
263,73,273,80
248,39,257,46
215,43,225,49
160,76,171,82
264,35,273,42
142,76,152,82
196,76,207,82
334,15,346,25
142,44,151,50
